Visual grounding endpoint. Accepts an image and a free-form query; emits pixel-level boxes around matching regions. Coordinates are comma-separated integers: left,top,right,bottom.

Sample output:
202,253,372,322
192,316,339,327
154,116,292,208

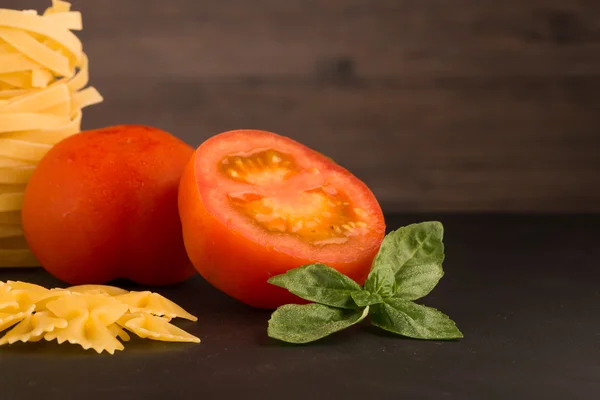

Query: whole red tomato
179,129,385,309
22,125,196,286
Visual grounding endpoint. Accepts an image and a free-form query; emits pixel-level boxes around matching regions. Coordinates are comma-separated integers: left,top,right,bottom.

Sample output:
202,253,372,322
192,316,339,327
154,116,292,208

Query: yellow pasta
68,285,130,297
0,281,9,296
0,28,72,77
0,281,200,353
33,288,72,311
0,192,23,212
0,304,34,332
0,281,46,329
43,0,72,15
44,293,129,354
0,10,82,63
5,280,50,303
0,53,41,74
0,311,67,344
0,225,23,239
108,323,131,342
115,291,199,322
0,211,25,225
0,83,70,113
0,0,102,267
118,313,200,344
0,285,18,310
0,167,33,184
2,282,40,303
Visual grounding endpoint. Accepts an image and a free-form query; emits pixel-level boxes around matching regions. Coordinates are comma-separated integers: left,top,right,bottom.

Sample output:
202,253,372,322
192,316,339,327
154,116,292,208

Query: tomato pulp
179,130,385,309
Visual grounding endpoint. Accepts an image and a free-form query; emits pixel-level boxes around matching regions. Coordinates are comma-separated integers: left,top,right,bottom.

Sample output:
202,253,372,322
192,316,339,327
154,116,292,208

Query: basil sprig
267,221,463,343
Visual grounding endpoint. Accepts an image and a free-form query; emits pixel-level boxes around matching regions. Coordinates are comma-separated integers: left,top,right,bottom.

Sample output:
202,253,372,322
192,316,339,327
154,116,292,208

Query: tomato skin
178,130,385,309
22,125,196,286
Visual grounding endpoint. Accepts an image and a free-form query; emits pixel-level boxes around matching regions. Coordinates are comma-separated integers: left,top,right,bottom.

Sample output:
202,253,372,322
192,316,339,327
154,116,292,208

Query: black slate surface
1,214,599,399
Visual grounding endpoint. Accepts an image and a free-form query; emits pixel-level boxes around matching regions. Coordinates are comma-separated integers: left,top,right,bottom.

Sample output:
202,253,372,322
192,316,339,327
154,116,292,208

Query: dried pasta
0,281,9,296
0,0,102,267
0,311,67,344
44,294,129,354
0,281,47,331
68,284,129,297
5,280,50,303
115,291,199,322
0,281,200,354
0,304,34,332
108,323,131,342
1,281,48,310
33,287,72,311
118,313,200,344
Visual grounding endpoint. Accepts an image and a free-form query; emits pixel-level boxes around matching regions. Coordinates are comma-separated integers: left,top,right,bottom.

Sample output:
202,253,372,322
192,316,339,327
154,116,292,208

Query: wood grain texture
83,76,600,212
9,0,600,79
3,0,600,211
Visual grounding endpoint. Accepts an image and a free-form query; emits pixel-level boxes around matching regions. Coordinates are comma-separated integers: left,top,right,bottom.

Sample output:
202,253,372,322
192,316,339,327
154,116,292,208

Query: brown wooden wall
5,0,600,212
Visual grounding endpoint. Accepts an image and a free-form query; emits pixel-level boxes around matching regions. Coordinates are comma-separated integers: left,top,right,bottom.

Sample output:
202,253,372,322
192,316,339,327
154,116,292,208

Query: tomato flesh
179,130,385,309
222,148,370,245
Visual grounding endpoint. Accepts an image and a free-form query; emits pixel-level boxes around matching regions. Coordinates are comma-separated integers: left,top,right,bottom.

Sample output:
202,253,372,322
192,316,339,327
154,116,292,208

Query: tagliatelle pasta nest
0,281,200,354
0,0,103,267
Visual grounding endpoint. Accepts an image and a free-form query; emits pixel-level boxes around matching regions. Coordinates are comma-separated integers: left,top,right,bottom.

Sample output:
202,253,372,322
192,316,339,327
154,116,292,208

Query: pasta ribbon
0,1,102,267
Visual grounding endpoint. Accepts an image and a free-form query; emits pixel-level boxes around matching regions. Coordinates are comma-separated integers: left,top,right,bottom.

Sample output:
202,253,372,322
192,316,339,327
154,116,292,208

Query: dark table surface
1,214,599,399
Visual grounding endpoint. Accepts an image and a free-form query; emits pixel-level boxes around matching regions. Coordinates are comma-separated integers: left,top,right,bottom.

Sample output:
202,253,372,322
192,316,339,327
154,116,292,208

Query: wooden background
6,0,600,212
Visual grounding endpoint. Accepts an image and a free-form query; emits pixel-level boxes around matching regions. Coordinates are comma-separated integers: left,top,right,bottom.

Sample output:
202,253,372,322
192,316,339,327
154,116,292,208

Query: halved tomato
178,130,385,309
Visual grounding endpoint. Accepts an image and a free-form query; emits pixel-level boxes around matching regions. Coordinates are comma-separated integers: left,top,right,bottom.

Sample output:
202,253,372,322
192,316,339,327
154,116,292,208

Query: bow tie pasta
115,291,199,322
68,285,129,297
0,304,34,332
0,310,67,345
0,281,200,354
108,323,131,342
118,313,200,344
44,293,129,354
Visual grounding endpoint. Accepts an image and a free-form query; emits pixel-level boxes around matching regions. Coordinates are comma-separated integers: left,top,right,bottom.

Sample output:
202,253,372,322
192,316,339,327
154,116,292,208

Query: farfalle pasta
0,304,34,332
115,291,199,322
0,310,67,344
5,280,50,304
0,281,9,297
0,281,200,354
118,313,200,344
0,0,102,267
44,293,129,354
108,323,131,342
68,285,129,297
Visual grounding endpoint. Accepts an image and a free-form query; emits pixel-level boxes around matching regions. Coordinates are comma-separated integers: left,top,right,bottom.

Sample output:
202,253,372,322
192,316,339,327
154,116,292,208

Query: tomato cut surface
179,130,385,309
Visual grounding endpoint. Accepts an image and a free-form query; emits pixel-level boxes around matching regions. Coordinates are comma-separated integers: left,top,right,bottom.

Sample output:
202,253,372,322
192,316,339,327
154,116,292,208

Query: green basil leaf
370,298,463,340
351,290,384,307
268,264,362,309
364,263,396,298
394,262,444,300
268,304,369,344
373,222,445,299
374,221,445,277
